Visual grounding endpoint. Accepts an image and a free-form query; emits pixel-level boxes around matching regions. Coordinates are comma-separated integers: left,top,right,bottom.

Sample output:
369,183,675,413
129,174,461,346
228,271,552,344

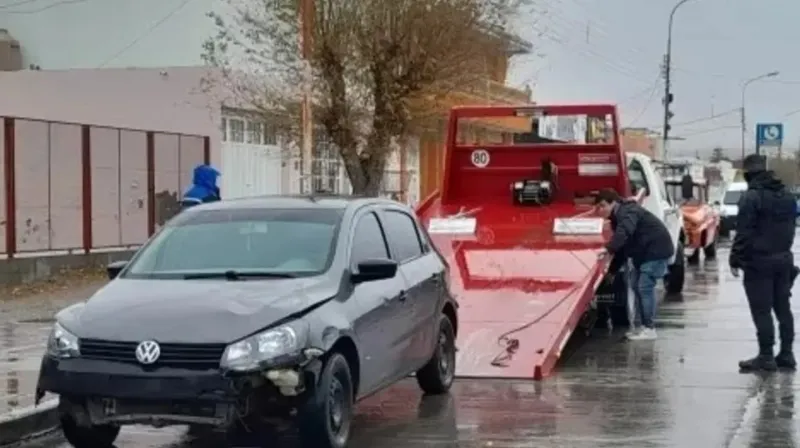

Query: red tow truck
415,104,634,380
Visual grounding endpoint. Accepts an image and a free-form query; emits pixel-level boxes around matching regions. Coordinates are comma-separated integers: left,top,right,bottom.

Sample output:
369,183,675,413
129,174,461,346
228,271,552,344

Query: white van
718,181,747,237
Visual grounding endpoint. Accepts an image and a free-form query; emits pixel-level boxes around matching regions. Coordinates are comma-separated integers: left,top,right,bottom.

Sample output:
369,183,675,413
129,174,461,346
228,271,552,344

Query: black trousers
743,261,796,355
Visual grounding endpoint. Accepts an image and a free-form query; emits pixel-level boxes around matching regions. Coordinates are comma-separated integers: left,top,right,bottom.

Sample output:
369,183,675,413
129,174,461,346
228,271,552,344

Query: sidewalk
0,281,106,446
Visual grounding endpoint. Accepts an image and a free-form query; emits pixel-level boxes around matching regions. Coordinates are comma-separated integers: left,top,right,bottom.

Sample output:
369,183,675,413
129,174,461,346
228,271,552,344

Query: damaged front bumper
36,350,325,428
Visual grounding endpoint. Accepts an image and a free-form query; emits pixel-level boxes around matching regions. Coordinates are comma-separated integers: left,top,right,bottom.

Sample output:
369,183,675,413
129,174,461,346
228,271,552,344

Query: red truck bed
416,104,629,380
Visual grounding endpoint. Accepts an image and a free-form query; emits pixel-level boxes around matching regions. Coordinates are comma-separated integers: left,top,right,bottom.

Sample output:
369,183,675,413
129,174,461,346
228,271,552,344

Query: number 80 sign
470,149,490,168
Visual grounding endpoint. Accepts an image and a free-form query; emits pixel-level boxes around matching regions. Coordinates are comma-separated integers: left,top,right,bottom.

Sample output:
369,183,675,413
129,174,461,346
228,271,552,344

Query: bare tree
203,0,529,195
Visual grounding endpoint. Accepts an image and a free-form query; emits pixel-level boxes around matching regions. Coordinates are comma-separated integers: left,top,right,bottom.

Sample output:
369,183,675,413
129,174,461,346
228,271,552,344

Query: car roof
187,195,404,212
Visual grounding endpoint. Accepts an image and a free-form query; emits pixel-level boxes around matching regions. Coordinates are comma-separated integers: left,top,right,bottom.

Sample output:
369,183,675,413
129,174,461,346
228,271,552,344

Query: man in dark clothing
730,154,797,372
181,164,221,209
595,188,675,340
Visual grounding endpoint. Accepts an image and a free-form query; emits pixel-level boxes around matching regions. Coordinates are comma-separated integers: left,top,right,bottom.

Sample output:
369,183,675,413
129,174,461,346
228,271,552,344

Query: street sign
756,123,783,148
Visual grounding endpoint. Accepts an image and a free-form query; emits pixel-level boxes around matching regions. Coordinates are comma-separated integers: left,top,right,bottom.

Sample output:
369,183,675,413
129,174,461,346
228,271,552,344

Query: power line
678,125,738,137
639,108,740,129
97,0,193,68
625,76,661,127
1,0,88,13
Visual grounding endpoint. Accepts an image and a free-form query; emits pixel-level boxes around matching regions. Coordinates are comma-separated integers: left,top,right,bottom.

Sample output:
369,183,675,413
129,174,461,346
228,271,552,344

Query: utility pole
299,0,314,194
740,71,779,159
661,0,693,161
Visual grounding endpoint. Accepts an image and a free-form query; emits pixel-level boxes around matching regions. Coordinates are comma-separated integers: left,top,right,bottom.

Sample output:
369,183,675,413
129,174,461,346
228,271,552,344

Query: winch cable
489,190,645,368
489,208,605,368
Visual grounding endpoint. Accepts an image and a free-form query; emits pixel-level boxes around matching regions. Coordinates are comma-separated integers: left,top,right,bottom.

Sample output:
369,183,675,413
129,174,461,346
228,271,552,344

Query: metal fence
0,116,210,258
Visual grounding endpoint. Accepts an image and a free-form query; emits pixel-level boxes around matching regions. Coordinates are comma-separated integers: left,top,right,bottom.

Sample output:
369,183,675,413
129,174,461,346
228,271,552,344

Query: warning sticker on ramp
552,217,604,235
428,217,477,235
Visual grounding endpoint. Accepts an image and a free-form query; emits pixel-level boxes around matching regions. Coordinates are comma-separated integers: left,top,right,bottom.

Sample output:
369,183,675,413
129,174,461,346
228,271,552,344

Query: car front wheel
416,314,457,395
299,352,354,448
60,414,120,448
665,240,685,295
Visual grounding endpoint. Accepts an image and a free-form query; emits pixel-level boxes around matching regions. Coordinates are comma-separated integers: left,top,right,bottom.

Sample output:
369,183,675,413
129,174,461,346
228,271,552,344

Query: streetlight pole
740,71,779,159
661,0,693,160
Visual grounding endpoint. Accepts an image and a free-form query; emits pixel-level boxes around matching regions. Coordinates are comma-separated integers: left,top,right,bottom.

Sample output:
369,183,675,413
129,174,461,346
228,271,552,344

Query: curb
0,400,60,447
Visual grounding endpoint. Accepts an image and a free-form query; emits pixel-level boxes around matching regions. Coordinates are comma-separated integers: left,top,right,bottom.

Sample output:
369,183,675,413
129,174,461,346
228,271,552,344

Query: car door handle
398,291,408,302
430,274,441,284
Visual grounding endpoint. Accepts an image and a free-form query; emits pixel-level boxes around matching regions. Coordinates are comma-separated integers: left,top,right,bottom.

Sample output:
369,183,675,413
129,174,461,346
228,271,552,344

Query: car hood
62,277,337,344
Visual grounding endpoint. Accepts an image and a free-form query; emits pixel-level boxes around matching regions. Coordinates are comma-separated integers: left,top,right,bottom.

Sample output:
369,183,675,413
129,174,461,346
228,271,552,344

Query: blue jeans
630,259,669,329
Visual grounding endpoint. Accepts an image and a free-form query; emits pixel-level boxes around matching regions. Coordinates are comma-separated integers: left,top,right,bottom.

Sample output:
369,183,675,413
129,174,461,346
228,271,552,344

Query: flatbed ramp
420,200,609,380
415,103,631,380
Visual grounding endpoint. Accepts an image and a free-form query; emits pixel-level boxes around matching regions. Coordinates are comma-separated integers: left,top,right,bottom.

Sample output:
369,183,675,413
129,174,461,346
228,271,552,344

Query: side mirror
713,201,720,206
352,258,398,284
106,260,128,280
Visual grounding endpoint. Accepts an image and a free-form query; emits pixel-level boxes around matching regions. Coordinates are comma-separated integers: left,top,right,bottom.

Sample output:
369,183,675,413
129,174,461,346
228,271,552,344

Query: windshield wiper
183,271,297,280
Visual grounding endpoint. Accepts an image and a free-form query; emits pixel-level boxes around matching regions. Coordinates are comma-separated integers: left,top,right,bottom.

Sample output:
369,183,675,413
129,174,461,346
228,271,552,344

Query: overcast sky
507,0,800,157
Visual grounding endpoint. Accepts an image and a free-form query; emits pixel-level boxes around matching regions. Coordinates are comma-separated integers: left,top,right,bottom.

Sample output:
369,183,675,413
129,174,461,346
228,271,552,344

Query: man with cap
731,154,798,371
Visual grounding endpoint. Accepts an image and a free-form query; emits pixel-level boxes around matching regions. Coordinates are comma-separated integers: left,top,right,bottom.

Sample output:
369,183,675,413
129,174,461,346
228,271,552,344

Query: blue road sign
756,123,784,147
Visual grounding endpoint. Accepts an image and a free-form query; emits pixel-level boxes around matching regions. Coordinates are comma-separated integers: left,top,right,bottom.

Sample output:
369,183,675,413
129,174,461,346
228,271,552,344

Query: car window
381,210,424,263
628,160,649,196
124,208,342,279
351,212,390,265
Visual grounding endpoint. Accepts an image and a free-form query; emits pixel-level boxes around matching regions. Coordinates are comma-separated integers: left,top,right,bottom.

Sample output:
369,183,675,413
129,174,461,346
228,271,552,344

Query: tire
665,240,685,295
687,248,700,265
607,304,629,327
703,235,717,259
416,314,457,395
299,352,354,448
60,415,120,448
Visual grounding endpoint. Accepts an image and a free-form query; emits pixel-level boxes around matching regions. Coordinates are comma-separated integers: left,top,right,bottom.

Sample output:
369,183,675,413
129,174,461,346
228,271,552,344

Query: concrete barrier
0,399,60,446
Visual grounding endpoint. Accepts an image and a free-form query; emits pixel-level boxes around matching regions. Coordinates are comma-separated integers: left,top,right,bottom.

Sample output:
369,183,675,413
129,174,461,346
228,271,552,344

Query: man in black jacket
596,188,675,340
730,154,797,372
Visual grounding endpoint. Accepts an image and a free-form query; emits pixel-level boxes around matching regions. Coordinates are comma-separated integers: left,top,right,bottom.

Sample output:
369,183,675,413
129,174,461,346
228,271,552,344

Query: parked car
35,196,459,448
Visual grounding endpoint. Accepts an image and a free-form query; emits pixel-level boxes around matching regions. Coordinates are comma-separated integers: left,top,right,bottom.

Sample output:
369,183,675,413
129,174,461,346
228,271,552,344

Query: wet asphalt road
7,240,800,447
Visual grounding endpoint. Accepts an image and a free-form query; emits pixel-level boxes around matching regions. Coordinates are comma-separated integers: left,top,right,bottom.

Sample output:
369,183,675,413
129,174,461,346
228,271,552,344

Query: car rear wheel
60,415,120,448
299,352,353,448
416,314,456,395
665,240,685,295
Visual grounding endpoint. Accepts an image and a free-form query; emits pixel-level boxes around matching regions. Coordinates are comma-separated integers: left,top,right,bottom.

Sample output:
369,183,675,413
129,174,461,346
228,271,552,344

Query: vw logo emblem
135,340,161,365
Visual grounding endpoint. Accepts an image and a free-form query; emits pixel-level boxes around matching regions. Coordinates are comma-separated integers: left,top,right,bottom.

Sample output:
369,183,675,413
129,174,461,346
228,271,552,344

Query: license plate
101,398,117,416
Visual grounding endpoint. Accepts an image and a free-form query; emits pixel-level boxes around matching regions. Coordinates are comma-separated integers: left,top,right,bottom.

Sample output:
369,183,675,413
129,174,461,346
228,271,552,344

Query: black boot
776,351,796,370
739,354,778,372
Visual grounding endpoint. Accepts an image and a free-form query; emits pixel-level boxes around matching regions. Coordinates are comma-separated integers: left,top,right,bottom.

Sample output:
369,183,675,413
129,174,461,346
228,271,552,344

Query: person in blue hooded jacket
181,164,220,209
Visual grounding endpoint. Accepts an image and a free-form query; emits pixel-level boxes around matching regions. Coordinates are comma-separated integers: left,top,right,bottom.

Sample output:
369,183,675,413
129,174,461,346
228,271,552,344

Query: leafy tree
710,146,726,163
203,0,529,195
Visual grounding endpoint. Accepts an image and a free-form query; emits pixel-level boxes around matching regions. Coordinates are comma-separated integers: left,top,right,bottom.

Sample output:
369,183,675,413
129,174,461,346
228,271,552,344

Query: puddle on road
0,319,53,415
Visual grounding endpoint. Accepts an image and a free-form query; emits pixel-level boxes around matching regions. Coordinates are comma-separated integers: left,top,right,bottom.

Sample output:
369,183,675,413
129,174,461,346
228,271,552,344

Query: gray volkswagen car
36,196,459,448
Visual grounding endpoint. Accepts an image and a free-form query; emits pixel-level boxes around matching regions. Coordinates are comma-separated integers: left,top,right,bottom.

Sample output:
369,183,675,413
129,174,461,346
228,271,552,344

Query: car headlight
46,322,80,359
221,321,309,372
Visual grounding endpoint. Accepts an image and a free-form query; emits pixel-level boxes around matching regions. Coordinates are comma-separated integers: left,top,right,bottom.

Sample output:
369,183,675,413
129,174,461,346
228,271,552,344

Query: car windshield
723,190,743,205
124,207,342,279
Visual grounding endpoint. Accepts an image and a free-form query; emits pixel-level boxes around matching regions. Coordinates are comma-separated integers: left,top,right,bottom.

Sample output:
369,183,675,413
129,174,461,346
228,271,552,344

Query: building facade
0,3,531,206
620,127,660,159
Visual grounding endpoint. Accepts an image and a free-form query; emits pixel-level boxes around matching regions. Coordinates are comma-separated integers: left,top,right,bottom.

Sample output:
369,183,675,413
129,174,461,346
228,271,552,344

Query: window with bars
223,116,279,146
229,119,245,143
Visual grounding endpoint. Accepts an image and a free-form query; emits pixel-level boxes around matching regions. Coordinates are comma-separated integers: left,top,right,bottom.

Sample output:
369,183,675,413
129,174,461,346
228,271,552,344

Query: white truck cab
624,153,685,294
